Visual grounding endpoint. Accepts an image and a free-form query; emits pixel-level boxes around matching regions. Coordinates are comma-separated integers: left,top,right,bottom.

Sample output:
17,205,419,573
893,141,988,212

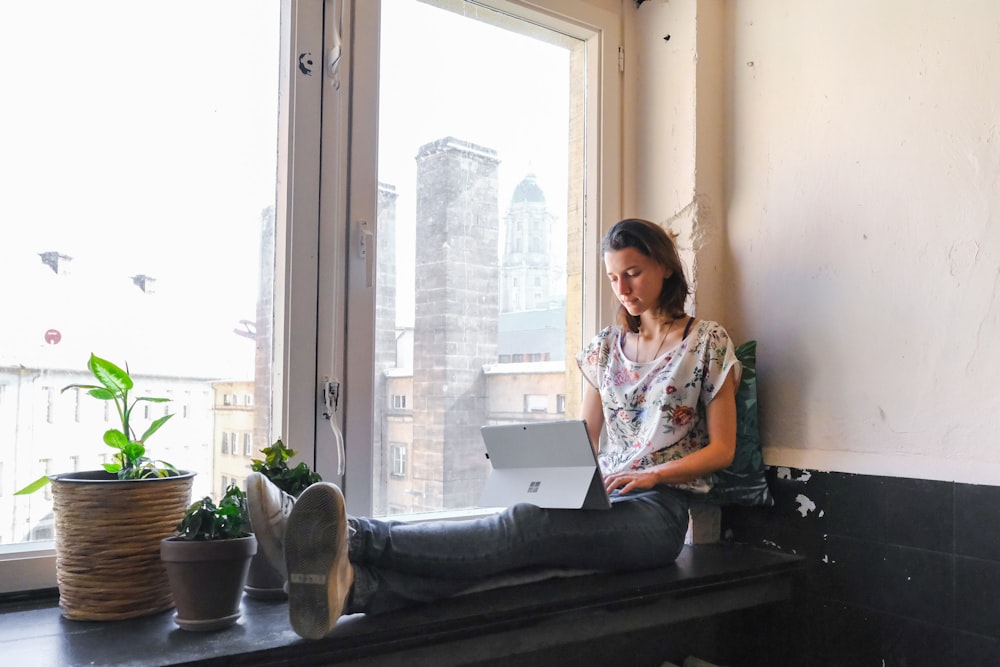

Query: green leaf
103,429,129,450
14,475,52,495
88,353,132,395
121,441,146,463
139,413,173,442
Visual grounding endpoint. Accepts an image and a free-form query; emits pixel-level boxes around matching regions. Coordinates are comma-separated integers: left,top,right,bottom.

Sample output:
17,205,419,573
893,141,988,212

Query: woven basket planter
50,470,195,621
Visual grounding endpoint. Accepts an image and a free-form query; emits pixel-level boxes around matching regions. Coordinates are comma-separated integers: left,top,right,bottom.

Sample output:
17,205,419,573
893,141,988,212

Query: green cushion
701,340,773,506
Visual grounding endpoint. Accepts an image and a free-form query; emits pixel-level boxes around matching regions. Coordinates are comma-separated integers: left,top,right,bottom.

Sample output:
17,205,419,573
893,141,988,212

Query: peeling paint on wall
662,193,714,305
794,493,817,517
777,467,812,482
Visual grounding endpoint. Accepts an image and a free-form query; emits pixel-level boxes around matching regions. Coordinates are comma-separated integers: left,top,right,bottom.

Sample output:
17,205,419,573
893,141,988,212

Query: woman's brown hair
601,218,690,333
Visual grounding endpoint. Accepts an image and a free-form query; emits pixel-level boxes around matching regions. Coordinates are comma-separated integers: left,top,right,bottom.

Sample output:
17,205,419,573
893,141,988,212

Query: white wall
625,0,1000,484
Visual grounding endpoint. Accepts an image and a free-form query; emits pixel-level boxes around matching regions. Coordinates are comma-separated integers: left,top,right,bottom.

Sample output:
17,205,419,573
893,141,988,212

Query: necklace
634,318,675,363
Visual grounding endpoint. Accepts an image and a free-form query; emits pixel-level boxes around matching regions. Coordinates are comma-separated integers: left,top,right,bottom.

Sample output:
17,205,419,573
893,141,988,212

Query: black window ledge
0,543,806,667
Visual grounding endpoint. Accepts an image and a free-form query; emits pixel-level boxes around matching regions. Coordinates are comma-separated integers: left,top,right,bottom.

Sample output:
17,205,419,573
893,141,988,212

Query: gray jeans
347,486,691,614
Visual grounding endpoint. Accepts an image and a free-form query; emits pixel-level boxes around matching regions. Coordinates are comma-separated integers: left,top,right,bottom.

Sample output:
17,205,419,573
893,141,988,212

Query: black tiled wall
722,467,1000,666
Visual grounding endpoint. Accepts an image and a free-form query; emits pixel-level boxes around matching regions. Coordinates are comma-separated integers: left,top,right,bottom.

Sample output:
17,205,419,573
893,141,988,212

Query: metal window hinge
618,45,624,73
322,378,341,420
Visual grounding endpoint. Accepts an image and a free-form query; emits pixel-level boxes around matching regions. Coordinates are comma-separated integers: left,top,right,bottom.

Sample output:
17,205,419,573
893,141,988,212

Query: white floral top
575,319,741,494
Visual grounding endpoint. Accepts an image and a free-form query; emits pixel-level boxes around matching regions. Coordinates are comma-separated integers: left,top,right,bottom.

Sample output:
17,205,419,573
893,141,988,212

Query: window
556,394,567,414
390,445,407,478
335,0,620,518
230,432,239,456
524,394,548,413
221,433,229,454
3,0,620,594
391,394,407,410
244,434,253,457
0,0,307,595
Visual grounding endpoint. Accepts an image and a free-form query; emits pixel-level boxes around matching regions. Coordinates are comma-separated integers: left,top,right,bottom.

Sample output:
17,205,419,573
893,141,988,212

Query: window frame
325,0,622,517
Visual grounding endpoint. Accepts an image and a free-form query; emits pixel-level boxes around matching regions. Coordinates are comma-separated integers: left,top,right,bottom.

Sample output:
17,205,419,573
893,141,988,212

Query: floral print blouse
575,319,740,494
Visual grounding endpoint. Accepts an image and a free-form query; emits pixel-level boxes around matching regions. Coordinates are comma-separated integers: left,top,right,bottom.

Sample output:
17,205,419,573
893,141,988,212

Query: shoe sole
285,482,350,640
246,473,287,579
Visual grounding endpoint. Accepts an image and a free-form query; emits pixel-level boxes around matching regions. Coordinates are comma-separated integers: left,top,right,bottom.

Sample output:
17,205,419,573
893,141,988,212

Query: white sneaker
246,472,297,579
285,482,354,640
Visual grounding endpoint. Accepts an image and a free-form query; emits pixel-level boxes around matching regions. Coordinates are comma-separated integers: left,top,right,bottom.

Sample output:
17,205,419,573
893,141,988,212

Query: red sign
44,329,62,345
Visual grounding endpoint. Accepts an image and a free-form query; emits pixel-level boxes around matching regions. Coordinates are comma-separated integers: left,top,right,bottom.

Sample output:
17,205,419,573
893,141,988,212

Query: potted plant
160,484,257,631
244,438,321,598
15,353,195,621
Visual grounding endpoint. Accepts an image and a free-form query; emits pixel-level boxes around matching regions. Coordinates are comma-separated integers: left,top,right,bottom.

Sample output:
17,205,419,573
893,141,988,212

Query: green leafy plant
250,438,321,497
16,353,177,495
174,484,249,541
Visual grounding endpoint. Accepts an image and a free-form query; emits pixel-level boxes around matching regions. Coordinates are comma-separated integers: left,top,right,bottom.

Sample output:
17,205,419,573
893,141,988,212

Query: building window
391,394,407,409
556,394,566,413
524,394,548,413
244,394,253,406
230,432,238,455
221,433,229,454
390,445,407,477
244,433,252,456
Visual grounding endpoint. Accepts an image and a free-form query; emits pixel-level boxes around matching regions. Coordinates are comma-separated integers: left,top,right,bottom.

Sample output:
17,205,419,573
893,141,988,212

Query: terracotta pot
245,551,287,600
160,534,257,631
49,470,195,621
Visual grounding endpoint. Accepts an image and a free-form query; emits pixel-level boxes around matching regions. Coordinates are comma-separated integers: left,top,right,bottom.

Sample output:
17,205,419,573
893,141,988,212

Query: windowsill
0,543,807,667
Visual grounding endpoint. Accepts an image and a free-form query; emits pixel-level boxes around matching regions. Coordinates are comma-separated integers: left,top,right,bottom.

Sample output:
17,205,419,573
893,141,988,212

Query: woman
247,217,740,640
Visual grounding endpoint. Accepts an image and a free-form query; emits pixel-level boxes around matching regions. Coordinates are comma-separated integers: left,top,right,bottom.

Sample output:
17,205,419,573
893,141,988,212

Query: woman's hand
603,469,662,495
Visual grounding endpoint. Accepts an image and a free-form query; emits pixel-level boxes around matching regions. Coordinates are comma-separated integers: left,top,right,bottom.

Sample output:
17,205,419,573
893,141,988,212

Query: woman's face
604,246,669,318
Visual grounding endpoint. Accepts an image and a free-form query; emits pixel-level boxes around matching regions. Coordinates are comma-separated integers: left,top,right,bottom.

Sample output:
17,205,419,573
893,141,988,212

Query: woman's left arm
604,368,738,494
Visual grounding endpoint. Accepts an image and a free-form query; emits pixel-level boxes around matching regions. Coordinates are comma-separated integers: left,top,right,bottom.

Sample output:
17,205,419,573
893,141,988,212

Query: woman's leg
348,486,691,612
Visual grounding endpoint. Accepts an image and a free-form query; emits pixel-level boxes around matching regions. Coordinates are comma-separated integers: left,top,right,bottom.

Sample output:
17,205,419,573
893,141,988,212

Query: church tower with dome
497,172,567,362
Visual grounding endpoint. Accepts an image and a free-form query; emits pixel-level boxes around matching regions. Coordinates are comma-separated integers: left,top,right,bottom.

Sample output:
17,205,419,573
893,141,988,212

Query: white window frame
325,0,622,517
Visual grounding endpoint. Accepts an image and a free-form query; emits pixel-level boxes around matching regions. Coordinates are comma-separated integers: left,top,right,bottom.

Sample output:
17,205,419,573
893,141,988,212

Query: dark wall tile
820,471,887,542
956,483,1000,561
880,544,954,625
884,477,953,552
875,612,954,667
721,470,1000,665
807,599,885,666
956,556,1000,639
821,536,885,609
954,630,1000,667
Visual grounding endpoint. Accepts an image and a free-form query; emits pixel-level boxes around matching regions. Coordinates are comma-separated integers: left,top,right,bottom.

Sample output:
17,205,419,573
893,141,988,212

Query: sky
378,1,573,327
0,1,279,377
0,0,574,364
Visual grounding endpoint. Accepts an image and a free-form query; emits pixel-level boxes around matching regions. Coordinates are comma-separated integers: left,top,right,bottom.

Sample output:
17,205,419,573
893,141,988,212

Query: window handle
358,219,374,287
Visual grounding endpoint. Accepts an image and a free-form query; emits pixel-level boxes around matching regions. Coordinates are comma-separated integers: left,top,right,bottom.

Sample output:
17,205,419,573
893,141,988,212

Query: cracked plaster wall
625,0,1000,484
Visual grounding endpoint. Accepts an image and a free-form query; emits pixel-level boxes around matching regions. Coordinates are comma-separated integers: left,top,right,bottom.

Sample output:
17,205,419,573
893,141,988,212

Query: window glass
1,0,280,554
369,1,586,516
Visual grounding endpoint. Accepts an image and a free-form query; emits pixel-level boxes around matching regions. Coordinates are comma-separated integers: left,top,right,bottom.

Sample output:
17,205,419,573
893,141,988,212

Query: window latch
322,378,340,420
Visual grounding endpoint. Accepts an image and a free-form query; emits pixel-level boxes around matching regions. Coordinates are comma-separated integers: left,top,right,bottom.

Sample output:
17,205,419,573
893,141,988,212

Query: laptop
478,419,612,510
